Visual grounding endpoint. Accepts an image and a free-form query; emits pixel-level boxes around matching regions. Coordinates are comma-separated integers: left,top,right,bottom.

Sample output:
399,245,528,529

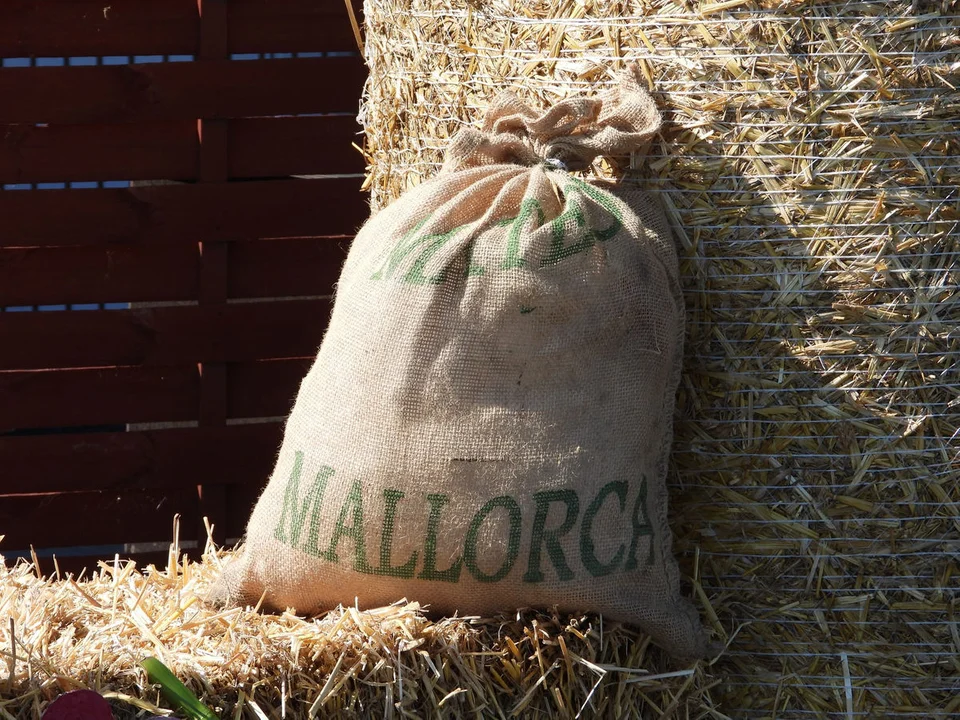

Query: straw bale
1,540,716,718
361,0,960,717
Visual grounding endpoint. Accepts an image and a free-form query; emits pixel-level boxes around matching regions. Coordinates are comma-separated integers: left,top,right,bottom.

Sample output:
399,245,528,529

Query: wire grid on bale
361,0,960,717
0,534,718,719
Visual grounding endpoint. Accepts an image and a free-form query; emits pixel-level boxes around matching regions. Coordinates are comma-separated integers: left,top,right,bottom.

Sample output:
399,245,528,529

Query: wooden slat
0,0,198,57
230,116,363,178
227,358,311,419
228,0,363,54
226,482,263,541
0,0,359,58
0,359,309,432
0,490,201,551
198,0,234,550
0,366,198,432
0,244,198,306
0,121,196,184
0,115,360,184
229,237,350,299
0,299,330,370
0,423,282,495
0,56,365,124
0,237,350,306
0,178,367,248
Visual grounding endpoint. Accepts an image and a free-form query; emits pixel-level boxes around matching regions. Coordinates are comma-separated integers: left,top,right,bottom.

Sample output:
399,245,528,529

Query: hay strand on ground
0,536,717,719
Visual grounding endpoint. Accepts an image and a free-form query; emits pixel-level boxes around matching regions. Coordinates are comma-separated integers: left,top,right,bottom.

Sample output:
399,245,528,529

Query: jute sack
212,65,709,660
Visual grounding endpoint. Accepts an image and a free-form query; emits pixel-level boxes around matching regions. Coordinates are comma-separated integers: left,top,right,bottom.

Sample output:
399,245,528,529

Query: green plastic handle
141,657,219,720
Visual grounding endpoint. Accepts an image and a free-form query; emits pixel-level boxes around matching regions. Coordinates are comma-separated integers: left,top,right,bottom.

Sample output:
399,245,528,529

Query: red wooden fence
0,0,368,575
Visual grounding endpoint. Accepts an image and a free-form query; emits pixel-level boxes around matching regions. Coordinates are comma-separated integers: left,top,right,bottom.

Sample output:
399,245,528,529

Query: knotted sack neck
443,63,662,174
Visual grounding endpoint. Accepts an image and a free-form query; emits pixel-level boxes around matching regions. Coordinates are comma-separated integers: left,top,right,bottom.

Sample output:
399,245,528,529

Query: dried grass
1,528,718,719
361,1,960,717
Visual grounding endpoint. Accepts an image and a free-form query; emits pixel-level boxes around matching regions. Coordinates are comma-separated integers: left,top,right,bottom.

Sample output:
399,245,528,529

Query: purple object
41,690,114,720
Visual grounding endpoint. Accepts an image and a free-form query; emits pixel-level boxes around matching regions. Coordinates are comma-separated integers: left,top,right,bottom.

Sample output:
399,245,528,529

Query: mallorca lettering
273,451,657,584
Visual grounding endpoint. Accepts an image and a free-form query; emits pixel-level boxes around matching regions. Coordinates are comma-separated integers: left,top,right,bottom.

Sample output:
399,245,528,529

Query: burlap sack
212,66,709,660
